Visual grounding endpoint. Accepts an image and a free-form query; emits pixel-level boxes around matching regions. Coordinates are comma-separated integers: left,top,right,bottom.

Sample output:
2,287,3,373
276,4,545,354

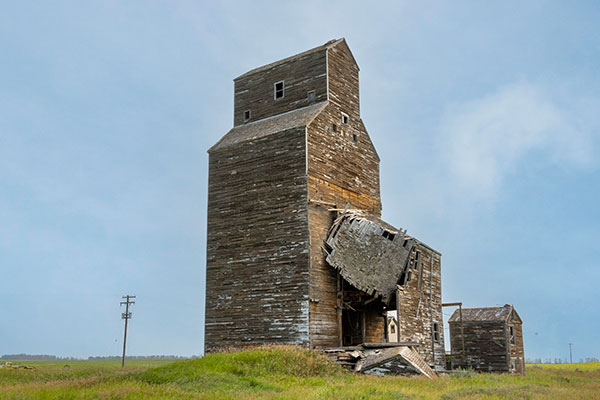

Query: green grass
1,347,599,399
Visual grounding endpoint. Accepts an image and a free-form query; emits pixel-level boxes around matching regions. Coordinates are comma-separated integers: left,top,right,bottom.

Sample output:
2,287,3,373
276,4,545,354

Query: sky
1,1,599,361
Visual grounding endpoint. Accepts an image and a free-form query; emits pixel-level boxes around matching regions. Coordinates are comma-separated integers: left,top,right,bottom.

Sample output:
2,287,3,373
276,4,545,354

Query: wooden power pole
569,343,573,364
120,295,136,367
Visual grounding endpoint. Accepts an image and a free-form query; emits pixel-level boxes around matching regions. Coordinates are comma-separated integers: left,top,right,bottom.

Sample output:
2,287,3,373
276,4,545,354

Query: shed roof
448,305,522,323
208,101,327,152
234,38,349,80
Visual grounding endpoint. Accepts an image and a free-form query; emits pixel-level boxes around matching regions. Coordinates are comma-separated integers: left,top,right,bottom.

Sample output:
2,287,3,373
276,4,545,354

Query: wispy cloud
439,82,593,199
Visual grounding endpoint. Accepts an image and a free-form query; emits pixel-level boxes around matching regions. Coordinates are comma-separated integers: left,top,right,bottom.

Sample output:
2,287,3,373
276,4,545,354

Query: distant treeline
1,354,197,361
526,357,599,364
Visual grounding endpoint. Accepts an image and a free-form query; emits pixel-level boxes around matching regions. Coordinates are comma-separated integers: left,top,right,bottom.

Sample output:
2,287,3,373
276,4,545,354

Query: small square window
307,90,316,102
332,123,338,133
341,113,349,124
244,110,251,122
352,134,357,142
274,81,284,99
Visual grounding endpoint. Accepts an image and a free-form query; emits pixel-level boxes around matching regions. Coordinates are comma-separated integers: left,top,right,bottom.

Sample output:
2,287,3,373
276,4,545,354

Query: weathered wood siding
306,104,381,347
234,50,328,126
450,320,509,372
364,306,386,343
205,128,310,351
396,244,445,369
306,105,381,213
508,320,525,375
327,40,360,122
307,203,338,348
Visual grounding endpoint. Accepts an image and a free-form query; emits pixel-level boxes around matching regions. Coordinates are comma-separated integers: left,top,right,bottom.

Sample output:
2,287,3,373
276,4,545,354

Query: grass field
1,347,599,399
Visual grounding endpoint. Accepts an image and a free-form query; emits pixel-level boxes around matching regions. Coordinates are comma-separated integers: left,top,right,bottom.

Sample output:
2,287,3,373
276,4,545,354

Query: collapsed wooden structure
323,343,436,378
204,38,523,377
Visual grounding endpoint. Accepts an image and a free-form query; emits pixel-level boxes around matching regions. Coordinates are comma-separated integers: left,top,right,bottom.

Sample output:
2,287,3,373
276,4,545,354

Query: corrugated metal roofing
208,101,327,152
448,306,517,323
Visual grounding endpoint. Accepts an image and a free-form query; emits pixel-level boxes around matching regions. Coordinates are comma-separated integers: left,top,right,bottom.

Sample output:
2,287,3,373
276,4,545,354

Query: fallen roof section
209,101,327,152
322,344,436,378
324,210,414,303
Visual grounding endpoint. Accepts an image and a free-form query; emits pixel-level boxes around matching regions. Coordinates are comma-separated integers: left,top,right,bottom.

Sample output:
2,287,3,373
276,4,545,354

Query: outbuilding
448,305,524,374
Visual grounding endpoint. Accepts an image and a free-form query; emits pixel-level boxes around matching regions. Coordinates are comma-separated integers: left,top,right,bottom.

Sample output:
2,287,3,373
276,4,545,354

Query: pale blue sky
1,1,599,360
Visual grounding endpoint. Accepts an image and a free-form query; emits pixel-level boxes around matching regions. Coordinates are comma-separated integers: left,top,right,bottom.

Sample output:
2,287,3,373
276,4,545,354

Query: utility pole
120,295,136,367
569,343,573,364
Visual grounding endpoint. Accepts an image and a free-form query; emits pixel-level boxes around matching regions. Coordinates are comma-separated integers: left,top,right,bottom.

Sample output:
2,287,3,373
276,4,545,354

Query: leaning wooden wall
205,128,310,352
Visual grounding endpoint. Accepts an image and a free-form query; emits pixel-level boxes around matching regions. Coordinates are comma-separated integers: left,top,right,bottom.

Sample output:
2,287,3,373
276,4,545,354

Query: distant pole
120,295,136,367
569,343,573,364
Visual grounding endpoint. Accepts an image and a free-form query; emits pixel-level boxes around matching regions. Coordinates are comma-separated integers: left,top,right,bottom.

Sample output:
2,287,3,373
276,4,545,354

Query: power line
120,295,136,368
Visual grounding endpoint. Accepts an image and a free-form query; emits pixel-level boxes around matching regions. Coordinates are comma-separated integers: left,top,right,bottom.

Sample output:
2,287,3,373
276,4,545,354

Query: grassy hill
1,346,599,399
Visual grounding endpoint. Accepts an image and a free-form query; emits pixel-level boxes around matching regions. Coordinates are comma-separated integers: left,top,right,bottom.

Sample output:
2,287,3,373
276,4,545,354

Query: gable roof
208,101,327,153
234,38,346,81
449,305,521,323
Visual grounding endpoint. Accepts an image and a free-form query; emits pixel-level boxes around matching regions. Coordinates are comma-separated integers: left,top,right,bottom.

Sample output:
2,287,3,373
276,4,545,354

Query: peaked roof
208,102,327,152
449,305,521,323
234,38,352,81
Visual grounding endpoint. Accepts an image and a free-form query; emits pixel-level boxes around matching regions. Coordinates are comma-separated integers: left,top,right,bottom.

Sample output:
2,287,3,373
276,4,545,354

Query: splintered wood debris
322,343,437,378
324,210,414,303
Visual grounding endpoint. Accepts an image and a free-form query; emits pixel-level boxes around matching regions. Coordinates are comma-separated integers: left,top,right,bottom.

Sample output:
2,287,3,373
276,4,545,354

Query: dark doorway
342,309,364,346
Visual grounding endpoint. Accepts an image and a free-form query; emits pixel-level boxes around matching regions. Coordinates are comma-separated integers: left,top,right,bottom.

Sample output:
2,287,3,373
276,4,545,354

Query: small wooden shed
449,305,524,374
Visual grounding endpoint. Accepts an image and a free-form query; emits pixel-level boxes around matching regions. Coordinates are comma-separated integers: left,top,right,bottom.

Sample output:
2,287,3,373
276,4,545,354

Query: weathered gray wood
448,305,525,375
355,347,403,372
362,342,419,348
205,38,446,374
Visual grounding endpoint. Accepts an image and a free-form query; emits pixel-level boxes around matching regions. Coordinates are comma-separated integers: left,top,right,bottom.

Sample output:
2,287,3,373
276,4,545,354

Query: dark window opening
307,90,316,102
352,133,357,142
509,326,515,344
382,230,395,241
390,324,396,334
274,81,284,99
332,123,338,133
244,110,251,122
341,113,349,124
433,322,440,341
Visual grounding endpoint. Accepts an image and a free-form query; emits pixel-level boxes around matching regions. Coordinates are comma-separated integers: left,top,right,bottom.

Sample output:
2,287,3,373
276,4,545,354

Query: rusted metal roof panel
324,210,414,303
